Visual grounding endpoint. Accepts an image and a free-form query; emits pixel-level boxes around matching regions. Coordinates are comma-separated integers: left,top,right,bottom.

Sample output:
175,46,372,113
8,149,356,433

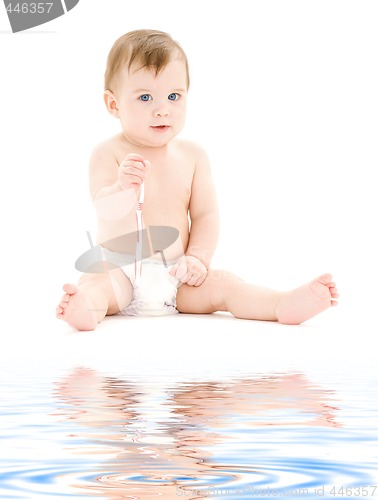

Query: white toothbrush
135,182,144,286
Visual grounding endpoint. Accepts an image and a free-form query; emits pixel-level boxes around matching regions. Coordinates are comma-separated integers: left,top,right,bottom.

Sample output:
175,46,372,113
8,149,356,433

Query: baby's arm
170,146,220,286
186,147,219,266
89,144,149,221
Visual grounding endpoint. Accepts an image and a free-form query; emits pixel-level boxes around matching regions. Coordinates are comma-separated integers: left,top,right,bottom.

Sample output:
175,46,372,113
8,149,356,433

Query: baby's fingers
186,271,201,286
169,263,178,276
119,162,148,189
122,158,150,177
125,153,145,162
194,273,207,287
186,270,207,287
169,260,188,281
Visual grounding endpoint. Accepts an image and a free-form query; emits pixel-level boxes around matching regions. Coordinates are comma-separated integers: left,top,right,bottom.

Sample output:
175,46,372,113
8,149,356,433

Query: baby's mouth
151,125,171,132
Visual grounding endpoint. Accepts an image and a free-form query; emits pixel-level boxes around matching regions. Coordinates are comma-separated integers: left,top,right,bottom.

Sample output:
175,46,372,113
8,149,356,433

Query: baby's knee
206,269,242,310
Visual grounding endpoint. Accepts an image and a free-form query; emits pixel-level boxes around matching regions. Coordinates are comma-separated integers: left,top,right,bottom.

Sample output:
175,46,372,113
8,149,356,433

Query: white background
0,0,377,344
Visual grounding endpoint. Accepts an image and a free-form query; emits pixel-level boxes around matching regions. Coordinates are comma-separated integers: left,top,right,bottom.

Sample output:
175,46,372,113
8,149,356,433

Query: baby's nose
154,106,170,117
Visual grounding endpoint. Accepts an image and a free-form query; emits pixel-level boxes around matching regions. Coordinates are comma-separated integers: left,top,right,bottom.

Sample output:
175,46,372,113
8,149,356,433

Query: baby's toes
329,285,339,306
58,294,70,309
56,305,64,317
319,273,333,284
63,283,78,295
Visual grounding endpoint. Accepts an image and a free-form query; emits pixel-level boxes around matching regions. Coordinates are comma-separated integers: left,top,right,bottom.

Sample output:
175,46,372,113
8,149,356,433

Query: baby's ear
104,90,119,117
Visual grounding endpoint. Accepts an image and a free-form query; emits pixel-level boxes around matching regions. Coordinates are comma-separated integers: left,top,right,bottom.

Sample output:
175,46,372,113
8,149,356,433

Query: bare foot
56,284,98,331
275,273,339,325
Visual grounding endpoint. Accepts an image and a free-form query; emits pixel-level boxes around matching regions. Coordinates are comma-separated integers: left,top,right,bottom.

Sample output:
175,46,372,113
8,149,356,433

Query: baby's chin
122,130,175,149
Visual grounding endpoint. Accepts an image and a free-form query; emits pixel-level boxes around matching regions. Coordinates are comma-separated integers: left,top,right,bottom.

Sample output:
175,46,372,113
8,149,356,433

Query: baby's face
114,59,188,148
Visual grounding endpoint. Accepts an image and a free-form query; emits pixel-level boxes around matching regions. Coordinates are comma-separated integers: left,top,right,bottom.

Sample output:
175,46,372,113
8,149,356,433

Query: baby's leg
56,268,133,331
176,270,338,324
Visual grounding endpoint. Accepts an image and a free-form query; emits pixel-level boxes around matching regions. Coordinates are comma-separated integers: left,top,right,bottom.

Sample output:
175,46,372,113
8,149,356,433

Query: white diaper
119,259,180,317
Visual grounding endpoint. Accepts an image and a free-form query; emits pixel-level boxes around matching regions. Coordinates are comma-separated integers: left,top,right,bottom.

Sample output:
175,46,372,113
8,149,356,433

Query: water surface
1,362,377,499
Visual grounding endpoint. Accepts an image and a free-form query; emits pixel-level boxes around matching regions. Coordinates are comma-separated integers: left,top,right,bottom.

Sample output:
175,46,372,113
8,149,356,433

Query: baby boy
56,30,338,330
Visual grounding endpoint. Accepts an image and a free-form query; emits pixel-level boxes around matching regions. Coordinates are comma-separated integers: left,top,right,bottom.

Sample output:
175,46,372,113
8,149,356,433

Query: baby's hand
169,255,208,287
118,153,150,190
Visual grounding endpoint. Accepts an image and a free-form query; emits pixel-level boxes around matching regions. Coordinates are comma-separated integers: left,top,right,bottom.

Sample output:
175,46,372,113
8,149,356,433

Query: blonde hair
104,29,190,92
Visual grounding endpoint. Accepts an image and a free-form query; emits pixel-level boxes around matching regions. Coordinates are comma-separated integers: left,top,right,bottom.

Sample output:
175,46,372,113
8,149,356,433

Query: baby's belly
144,214,189,262
97,213,189,262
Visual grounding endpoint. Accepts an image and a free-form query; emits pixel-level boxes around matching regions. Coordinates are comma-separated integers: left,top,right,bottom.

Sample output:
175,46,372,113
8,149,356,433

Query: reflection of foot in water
56,367,139,427
169,372,342,430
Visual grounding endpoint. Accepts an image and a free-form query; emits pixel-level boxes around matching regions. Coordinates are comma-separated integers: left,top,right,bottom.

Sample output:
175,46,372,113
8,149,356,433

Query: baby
56,29,338,331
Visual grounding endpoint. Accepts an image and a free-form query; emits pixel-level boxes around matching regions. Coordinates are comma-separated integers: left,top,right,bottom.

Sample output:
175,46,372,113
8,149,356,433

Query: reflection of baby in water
171,374,341,429
55,369,341,499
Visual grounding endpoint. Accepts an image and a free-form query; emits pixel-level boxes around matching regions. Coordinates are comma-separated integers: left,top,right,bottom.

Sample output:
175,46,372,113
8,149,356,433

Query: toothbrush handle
135,183,144,284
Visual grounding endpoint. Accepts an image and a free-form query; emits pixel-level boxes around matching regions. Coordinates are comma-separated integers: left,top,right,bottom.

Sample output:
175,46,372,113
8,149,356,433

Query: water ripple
1,368,378,499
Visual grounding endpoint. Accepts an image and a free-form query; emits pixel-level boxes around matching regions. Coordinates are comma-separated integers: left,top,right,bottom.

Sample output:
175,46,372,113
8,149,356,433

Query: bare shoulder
175,138,208,157
174,138,211,171
89,134,123,166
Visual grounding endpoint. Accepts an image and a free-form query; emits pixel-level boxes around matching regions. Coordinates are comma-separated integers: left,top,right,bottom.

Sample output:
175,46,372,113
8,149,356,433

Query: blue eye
139,94,152,102
168,93,179,101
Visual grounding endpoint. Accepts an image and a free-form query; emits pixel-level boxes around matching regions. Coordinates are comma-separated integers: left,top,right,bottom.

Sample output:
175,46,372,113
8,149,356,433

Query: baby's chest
145,163,192,206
